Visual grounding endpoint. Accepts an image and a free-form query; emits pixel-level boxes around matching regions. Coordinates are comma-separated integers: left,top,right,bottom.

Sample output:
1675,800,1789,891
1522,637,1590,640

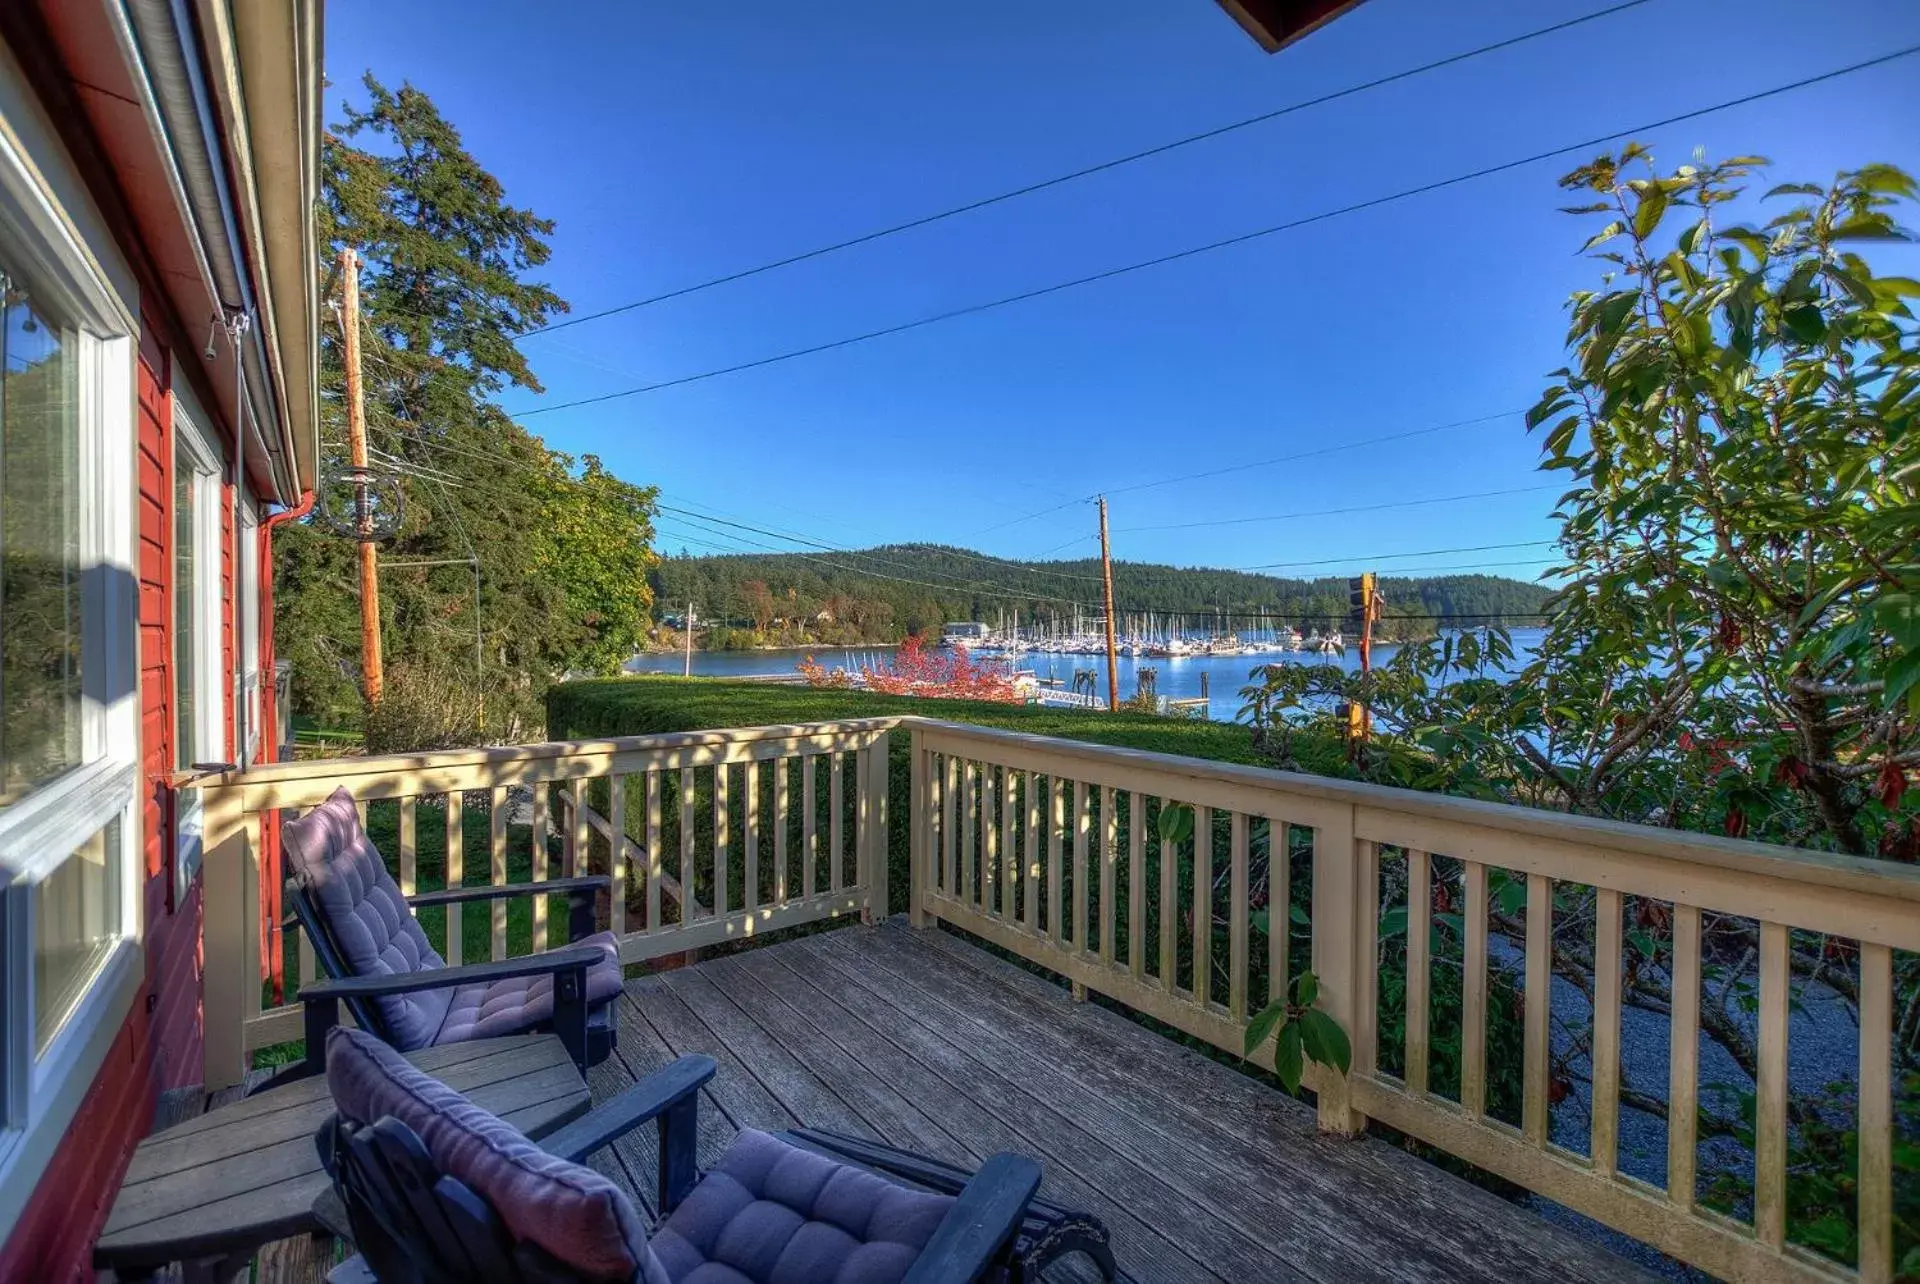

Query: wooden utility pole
340,246,383,704
1097,496,1119,712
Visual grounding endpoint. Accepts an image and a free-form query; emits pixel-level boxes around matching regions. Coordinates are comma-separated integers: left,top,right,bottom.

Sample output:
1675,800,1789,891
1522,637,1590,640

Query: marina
626,627,1549,719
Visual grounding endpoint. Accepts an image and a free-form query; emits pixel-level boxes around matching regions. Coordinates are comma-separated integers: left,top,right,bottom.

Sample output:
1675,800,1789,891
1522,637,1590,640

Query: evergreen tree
277,76,657,743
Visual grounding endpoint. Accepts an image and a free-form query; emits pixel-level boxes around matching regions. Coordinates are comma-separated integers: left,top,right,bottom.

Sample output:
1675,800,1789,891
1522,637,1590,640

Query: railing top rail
205,717,905,789
909,717,1920,906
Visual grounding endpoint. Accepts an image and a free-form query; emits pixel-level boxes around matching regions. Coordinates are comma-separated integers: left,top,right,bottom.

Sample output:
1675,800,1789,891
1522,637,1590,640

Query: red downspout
257,489,313,999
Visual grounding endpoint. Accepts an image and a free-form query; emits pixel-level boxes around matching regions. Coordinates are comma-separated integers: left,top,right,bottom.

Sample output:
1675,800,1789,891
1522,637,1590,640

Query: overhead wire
1115,484,1561,533
506,45,1920,421
518,1,1656,339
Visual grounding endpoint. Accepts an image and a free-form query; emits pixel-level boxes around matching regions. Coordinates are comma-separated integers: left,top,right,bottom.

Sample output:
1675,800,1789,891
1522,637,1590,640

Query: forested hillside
648,543,1551,648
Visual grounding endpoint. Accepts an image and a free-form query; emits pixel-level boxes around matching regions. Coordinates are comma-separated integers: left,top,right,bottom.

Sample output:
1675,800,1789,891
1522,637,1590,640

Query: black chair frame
318,1054,1057,1284
280,873,617,1083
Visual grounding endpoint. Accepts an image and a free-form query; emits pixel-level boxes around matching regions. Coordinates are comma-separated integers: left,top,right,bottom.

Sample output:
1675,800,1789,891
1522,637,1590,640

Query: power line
1235,538,1558,571
1102,411,1524,499
519,2,1655,339
1115,484,1560,533
507,45,1920,420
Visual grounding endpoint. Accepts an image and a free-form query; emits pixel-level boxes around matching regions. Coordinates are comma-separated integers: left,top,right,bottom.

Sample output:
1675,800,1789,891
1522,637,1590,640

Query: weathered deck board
597,921,1656,1284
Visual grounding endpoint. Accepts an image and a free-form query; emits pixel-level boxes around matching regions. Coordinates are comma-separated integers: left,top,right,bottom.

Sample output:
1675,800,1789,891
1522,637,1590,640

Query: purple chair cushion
435,930,627,1046
649,1129,955,1284
284,788,450,1050
326,1026,670,1284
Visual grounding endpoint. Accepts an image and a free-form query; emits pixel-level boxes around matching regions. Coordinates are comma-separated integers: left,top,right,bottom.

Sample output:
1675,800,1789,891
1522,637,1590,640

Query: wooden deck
585,920,1655,1284
155,918,1658,1283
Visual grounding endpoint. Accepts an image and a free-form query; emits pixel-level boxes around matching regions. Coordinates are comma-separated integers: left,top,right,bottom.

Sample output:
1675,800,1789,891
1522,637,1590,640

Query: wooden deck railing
905,718,1920,1284
200,719,893,1089
201,714,1918,1282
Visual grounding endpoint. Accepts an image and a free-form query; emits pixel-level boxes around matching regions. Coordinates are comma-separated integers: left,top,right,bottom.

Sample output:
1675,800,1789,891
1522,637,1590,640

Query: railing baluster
1352,839,1380,1084
1755,920,1789,1249
981,765,997,913
1269,819,1290,1022
1159,818,1177,989
1462,858,1487,1117
1003,770,1019,921
961,761,976,907
1193,806,1214,1008
1405,848,1431,1095
1100,786,1117,967
942,755,958,899
608,775,627,937
680,767,696,922
1668,902,1701,1211
1522,872,1551,1144
1128,791,1146,978
1048,777,1064,944
445,790,464,966
1591,887,1623,1174
490,786,508,960
1024,773,1041,932
774,757,790,906
1073,780,1091,955
1228,810,1248,1023
830,752,844,893
744,761,760,916
569,779,587,883
531,783,550,952
299,920,318,994
1860,940,1893,1283
398,795,417,896
645,771,663,932
713,764,730,921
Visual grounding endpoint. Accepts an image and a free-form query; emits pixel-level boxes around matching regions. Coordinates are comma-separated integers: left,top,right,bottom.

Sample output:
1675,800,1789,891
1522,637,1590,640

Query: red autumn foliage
1876,758,1908,810
860,635,1019,703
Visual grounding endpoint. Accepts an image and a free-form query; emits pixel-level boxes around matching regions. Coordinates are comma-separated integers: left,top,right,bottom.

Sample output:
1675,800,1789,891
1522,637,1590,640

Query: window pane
0,265,82,806
35,815,123,1054
174,459,195,766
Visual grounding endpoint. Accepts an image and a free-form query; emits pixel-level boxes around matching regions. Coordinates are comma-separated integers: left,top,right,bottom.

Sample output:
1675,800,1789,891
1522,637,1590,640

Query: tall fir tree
278,75,656,745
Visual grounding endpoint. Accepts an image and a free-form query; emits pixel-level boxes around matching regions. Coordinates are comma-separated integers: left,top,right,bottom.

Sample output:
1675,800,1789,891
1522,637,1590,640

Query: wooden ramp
589,919,1658,1284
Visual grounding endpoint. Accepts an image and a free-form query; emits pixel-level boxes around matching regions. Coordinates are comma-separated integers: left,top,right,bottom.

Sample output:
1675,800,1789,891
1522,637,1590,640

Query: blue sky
323,0,1920,580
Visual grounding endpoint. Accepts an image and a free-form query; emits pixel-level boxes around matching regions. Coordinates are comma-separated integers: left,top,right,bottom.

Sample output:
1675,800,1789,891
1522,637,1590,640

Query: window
0,122,140,1233
171,403,222,900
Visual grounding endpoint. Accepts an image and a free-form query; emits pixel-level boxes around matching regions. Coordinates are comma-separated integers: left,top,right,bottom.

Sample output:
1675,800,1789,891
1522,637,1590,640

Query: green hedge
547,676,1346,918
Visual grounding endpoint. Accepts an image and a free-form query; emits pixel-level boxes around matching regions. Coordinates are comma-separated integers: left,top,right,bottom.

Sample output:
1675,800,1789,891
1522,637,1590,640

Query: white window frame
0,114,142,1240
171,400,223,903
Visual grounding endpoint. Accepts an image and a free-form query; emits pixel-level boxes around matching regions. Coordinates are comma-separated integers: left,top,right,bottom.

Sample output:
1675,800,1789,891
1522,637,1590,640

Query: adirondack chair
281,786,624,1078
315,1026,1117,1284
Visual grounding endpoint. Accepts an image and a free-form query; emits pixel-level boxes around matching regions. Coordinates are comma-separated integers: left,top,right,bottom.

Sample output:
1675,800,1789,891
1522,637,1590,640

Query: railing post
201,782,257,1091
864,729,891,924
908,725,928,927
1310,802,1367,1135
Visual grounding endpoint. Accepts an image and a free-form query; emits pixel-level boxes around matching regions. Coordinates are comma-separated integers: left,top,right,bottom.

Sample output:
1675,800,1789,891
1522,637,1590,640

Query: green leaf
1289,904,1310,927
1156,803,1194,846
1581,221,1625,253
1633,187,1668,240
1762,182,1824,199
1243,1000,1287,1058
1872,594,1920,649
1250,909,1270,936
1272,1021,1305,1093
1298,1009,1352,1076
1781,305,1826,344
1378,905,1408,938
1294,970,1320,1008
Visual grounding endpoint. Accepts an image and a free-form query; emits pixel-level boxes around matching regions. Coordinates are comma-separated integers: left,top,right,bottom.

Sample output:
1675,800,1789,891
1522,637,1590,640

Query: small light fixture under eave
1214,0,1369,53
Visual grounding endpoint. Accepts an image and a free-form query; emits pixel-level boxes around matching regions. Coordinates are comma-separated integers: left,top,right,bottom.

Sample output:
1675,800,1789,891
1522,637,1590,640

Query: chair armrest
406,875,609,909
294,944,604,1002
901,1153,1042,1284
538,1055,716,1163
